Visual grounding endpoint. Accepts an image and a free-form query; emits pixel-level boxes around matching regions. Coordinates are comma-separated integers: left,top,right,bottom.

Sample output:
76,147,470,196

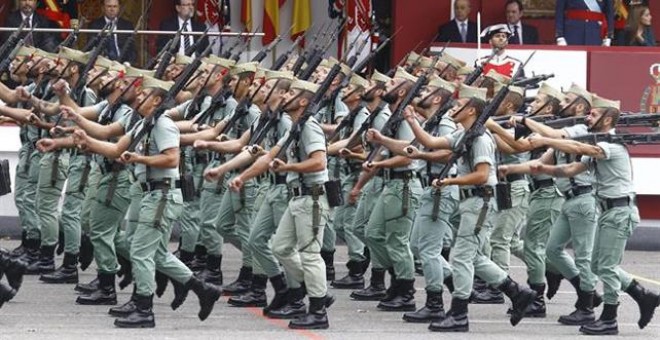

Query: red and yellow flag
241,0,253,31
291,0,311,40
263,0,285,44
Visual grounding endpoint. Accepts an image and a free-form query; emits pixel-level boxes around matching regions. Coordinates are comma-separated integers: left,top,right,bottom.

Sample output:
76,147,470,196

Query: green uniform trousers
452,196,508,300
332,170,365,262
249,183,289,277
352,176,384,244
410,187,458,292
272,194,331,298
117,181,144,261
198,162,227,256
89,170,131,274
80,164,101,234
214,174,258,268
365,178,422,280
59,153,91,254
545,194,598,292
592,204,639,305
37,151,70,247
176,162,206,253
523,186,563,284
14,144,41,240
130,188,193,296
490,180,530,272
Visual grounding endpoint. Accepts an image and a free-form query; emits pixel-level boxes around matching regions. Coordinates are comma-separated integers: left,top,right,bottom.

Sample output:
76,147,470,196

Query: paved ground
1,240,660,340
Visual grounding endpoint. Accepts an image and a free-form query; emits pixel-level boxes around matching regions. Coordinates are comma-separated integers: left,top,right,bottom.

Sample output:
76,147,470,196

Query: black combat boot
558,288,596,325
625,279,660,329
56,230,65,256
169,277,189,311
197,254,223,286
19,238,40,264
76,272,117,305
472,286,505,304
473,276,488,294
545,270,563,300
0,250,27,290
498,276,536,326
75,277,99,294
429,297,469,332
40,252,78,284
185,275,222,321
263,273,289,314
289,296,329,330
378,279,416,311
223,266,253,296
266,286,307,319
25,245,55,275
228,274,268,307
380,268,398,303
444,275,455,293
360,247,371,275
331,260,365,289
178,249,195,268
9,231,27,258
109,286,137,317
507,282,547,318
441,247,451,261
0,282,17,308
320,250,335,282
567,275,603,308
117,255,133,290
350,268,386,301
189,245,208,272
155,271,169,298
579,303,618,335
78,232,94,271
403,289,445,323
113,294,155,328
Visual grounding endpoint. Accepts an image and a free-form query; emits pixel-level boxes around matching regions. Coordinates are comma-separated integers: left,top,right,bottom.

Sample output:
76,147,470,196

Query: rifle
513,113,660,140
272,35,303,71
221,36,243,59
60,16,83,48
231,25,261,62
463,47,500,85
82,21,112,52
127,42,215,152
407,99,455,146
403,33,441,74
185,18,214,56
352,28,398,73
511,73,554,88
298,19,346,80
273,62,343,160
120,2,150,62
72,24,117,105
251,25,290,63
0,17,28,61
147,19,188,73
572,132,660,145
0,38,25,76
98,77,143,125
290,23,327,75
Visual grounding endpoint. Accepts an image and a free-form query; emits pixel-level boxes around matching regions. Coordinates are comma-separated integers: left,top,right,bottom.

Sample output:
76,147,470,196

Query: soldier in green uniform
203,70,293,308
71,76,221,328
486,82,565,317
361,68,424,312
526,95,660,335
509,84,602,325
406,84,535,332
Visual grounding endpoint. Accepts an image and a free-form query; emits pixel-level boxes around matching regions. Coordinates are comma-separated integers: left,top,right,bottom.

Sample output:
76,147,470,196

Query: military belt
506,174,526,182
460,186,495,200
270,174,288,185
563,185,592,200
289,184,325,197
383,170,415,181
100,162,125,176
599,196,632,212
530,178,555,191
140,178,181,192
194,153,210,165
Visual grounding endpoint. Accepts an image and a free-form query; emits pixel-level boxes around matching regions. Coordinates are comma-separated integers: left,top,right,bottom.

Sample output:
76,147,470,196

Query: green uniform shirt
278,117,328,186
131,115,181,182
445,129,498,189
581,136,634,199
554,124,593,192
315,94,349,124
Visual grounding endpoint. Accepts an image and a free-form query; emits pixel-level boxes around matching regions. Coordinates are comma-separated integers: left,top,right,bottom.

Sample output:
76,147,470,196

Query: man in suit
87,0,136,65
555,0,614,46
2,0,59,52
506,0,540,45
156,0,209,57
437,0,478,43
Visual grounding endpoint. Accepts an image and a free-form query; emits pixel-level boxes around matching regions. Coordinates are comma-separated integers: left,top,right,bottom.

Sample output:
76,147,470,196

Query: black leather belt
531,178,555,191
100,162,125,175
270,174,287,185
289,184,324,197
506,174,526,182
599,196,631,211
460,186,494,199
563,185,592,200
384,170,415,181
140,178,181,192
194,154,209,164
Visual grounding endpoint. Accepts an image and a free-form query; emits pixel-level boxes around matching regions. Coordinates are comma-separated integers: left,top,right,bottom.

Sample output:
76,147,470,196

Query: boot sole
350,295,386,301
579,329,619,335
429,326,469,332
40,278,79,284
289,323,329,330
558,317,595,326
403,316,443,323
222,289,250,296
76,299,118,305
227,301,267,308
377,305,417,312
108,311,135,317
114,321,155,328
266,311,306,319
331,283,365,290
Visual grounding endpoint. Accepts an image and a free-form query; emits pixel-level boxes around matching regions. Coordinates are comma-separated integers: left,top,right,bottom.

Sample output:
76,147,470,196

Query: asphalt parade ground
1,240,659,340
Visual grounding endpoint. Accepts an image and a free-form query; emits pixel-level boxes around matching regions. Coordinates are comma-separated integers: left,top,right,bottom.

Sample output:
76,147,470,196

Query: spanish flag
241,0,253,31
291,0,311,40
263,0,286,44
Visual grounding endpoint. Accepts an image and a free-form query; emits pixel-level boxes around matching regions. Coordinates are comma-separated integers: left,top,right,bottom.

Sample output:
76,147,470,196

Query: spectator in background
505,0,540,45
617,5,656,46
437,0,478,43
157,0,209,57
555,0,615,46
2,0,59,52
88,0,137,64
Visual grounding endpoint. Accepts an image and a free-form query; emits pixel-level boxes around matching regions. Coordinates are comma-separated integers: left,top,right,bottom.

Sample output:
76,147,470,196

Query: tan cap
427,76,456,93
59,47,89,64
124,65,155,78
175,54,193,65
33,49,57,59
265,70,294,81
109,62,126,74
94,56,114,70
349,74,369,88
418,56,434,69
203,55,236,69
484,69,511,84
591,94,621,110
458,84,487,101
537,82,563,100
255,67,267,79
142,76,174,92
457,65,475,76
437,52,466,69
230,62,258,76
566,83,593,105
338,62,353,77
394,67,418,83
16,46,37,58
406,51,421,64
371,69,391,84
291,79,320,94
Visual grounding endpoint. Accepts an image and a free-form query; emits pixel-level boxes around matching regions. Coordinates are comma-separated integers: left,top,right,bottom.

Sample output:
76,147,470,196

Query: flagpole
477,12,481,59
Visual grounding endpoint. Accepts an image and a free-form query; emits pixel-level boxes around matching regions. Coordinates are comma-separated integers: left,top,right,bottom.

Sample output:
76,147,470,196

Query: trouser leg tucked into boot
558,288,596,325
197,254,223,286
266,286,307,319
579,303,619,335
378,279,416,311
228,274,267,307
568,275,602,308
498,276,537,326
429,297,469,332
350,268,386,301
189,245,208,272
109,286,137,317
25,245,55,275
403,289,444,323
76,272,117,305
289,296,329,330
186,275,222,321
625,279,660,329
331,260,365,289
40,252,78,284
113,294,155,328
320,250,335,282
223,266,253,296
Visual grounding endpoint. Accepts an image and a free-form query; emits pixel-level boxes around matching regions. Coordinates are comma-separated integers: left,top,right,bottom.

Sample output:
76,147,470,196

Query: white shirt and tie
177,16,195,57
455,19,468,43
105,17,120,58
509,21,523,45
21,13,34,45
